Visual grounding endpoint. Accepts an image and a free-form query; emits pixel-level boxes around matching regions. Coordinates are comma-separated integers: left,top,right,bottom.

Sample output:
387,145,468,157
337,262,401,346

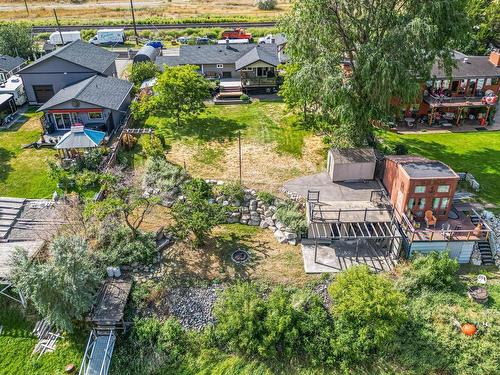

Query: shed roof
156,43,282,68
329,148,377,164
38,75,132,112
0,93,14,106
55,126,106,149
431,54,500,79
0,55,26,72
20,40,118,74
133,45,159,63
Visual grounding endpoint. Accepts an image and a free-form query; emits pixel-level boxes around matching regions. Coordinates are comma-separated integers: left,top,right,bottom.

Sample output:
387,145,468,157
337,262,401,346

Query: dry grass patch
162,224,316,286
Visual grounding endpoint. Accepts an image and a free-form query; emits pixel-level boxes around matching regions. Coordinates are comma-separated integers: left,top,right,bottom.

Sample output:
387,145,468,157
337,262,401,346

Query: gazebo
54,125,106,159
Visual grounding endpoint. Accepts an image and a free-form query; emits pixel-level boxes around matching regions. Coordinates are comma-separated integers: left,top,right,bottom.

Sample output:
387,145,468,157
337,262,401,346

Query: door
53,113,79,130
33,85,54,103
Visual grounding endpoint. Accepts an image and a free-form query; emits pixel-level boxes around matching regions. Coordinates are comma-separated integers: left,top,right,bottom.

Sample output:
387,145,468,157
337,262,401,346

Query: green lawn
0,302,86,375
0,111,57,198
146,101,310,157
380,130,500,206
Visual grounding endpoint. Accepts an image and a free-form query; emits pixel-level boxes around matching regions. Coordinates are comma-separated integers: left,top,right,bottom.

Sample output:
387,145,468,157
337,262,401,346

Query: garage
33,84,54,103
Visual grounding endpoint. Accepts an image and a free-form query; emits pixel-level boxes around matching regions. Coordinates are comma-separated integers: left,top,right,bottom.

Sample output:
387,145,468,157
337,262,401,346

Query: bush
256,191,275,205
255,0,277,10
76,148,105,171
158,318,189,365
215,181,244,203
240,94,250,102
134,317,162,345
275,200,307,235
328,266,407,368
379,141,408,155
95,222,157,266
142,157,188,198
397,252,459,294
172,178,227,246
142,135,165,159
130,61,160,87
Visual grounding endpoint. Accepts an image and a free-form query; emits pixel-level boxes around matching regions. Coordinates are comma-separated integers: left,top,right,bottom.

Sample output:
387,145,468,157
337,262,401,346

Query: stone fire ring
231,249,250,264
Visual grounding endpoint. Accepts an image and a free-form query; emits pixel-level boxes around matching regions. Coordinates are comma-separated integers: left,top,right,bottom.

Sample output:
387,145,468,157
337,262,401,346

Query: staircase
79,330,116,375
469,212,495,265
0,197,25,240
214,84,245,105
477,241,494,266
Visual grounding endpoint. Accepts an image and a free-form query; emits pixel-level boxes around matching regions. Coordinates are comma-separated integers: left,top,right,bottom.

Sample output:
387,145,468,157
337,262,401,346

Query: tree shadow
152,116,247,144
161,225,273,284
0,146,14,183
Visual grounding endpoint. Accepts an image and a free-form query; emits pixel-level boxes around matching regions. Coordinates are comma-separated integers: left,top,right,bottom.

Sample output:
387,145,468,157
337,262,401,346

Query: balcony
423,94,495,108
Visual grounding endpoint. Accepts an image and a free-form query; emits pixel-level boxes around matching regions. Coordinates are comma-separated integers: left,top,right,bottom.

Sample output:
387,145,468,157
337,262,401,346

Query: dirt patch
166,136,326,194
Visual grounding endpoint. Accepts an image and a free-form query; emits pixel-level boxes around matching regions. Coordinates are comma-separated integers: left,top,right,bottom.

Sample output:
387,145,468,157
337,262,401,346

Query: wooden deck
91,279,132,328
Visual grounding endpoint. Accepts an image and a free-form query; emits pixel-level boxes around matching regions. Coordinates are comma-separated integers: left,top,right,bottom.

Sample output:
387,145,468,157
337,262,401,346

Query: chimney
489,50,500,67
225,38,230,49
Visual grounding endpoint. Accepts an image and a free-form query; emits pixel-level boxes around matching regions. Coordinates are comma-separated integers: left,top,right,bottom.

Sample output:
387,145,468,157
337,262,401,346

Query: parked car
146,40,164,49
221,28,252,40
196,37,210,45
89,29,125,45
49,31,81,45
176,36,191,44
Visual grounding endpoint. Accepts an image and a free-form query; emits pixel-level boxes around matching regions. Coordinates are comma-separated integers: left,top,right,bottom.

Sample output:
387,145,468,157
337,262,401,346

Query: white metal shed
327,148,376,182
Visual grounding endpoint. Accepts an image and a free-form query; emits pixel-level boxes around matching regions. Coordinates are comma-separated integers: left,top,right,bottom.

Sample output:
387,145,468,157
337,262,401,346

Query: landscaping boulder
274,229,287,243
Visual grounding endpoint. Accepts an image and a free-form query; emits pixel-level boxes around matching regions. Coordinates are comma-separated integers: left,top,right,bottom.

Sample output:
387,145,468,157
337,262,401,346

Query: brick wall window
437,185,450,193
415,186,426,193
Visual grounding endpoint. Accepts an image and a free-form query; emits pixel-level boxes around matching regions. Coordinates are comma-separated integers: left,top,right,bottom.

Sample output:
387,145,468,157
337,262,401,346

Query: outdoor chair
425,210,437,228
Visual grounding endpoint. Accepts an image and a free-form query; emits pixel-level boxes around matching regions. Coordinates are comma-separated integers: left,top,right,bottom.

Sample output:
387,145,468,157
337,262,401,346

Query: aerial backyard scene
1,1,500,374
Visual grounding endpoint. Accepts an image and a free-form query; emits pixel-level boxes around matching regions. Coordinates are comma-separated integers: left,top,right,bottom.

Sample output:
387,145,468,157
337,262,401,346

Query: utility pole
23,0,29,15
129,0,138,45
53,9,64,45
238,131,242,184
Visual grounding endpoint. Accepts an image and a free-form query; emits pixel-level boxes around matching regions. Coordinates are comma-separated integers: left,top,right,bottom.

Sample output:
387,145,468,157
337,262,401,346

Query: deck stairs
470,212,495,265
79,330,116,375
0,197,25,239
214,85,245,105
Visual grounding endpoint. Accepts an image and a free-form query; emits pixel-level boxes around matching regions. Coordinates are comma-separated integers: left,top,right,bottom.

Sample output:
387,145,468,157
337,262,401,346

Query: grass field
0,0,288,24
146,101,326,193
0,111,57,199
0,302,86,375
380,130,500,207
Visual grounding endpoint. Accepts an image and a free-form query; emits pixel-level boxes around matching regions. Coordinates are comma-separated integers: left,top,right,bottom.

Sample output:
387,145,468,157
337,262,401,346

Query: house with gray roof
37,75,132,134
19,40,118,105
156,42,287,92
0,55,26,83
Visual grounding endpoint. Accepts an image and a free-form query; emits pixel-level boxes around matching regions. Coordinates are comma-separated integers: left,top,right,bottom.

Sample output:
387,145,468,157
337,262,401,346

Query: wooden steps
0,197,26,239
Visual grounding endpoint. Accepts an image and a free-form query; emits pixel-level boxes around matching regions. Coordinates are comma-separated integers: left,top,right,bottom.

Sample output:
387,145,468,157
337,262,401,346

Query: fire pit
231,249,249,264
468,286,488,304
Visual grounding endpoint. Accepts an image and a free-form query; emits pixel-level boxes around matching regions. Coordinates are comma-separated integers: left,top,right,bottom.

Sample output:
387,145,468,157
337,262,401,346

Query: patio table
404,117,415,127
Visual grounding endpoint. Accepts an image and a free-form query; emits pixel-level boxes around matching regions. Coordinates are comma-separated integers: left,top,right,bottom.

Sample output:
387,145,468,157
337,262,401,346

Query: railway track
31,21,277,33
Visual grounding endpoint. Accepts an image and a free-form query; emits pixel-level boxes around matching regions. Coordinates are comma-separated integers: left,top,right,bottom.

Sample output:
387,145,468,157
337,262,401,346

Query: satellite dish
477,274,487,284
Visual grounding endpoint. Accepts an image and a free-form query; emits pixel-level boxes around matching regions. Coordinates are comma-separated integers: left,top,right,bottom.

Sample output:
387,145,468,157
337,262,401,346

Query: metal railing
241,77,277,87
309,203,394,223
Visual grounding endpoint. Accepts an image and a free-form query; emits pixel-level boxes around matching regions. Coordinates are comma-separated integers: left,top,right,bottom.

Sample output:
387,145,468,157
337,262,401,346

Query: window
88,112,103,120
407,198,415,210
440,197,449,210
492,77,499,85
437,185,450,193
216,64,224,69
417,198,426,210
433,198,440,209
415,186,426,193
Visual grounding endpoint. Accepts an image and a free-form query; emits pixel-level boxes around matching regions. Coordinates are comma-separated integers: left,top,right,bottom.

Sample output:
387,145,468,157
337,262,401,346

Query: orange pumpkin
461,323,477,336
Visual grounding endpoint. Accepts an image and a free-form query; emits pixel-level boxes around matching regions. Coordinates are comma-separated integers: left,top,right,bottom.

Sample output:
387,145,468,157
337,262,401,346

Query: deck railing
308,203,394,223
398,208,491,243
241,77,277,87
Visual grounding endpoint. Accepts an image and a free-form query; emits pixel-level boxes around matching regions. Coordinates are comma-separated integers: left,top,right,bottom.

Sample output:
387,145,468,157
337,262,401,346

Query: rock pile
164,285,223,330
206,181,301,246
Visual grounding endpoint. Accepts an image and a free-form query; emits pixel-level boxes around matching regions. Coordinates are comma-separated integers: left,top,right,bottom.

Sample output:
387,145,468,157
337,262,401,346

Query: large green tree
129,61,160,87
0,23,34,59
133,65,213,126
10,235,101,332
281,0,467,146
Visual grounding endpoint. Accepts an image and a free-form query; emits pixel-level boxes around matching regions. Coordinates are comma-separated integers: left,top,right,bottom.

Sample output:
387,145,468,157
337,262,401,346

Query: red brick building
383,156,459,220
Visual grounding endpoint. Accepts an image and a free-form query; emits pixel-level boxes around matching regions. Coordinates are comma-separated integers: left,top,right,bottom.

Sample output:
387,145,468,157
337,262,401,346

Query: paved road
31,21,277,33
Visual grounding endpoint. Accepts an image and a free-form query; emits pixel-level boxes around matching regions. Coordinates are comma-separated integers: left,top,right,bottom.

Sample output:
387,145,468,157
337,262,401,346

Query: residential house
37,75,132,134
0,55,26,84
156,42,286,92
416,50,500,126
382,155,493,265
19,40,118,105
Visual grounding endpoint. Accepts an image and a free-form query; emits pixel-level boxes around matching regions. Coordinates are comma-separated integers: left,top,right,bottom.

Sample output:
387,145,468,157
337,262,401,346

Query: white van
49,31,82,45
